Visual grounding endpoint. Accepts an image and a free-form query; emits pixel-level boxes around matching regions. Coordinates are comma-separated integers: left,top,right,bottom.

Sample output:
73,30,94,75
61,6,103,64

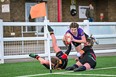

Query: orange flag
30,2,46,19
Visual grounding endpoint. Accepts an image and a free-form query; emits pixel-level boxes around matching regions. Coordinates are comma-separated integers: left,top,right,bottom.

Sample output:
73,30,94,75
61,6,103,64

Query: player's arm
64,44,72,55
76,45,89,58
61,44,72,59
76,49,85,57
72,35,86,43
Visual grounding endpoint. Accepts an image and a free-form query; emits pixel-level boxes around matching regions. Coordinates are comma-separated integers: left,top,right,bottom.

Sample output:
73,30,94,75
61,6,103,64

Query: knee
83,63,91,70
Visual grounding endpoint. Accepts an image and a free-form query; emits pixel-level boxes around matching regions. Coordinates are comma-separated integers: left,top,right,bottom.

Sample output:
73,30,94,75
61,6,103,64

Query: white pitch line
17,73,51,77
94,66,116,70
17,66,116,77
56,73,116,77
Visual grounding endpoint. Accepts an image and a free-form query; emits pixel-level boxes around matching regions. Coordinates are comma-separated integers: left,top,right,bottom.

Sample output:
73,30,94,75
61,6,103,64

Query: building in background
0,0,116,37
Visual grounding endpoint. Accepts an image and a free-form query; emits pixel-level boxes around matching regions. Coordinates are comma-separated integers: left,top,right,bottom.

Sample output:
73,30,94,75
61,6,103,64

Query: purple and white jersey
66,28,84,40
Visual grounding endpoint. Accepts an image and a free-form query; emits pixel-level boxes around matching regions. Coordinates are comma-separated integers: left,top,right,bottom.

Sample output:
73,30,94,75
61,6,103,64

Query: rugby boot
29,53,38,58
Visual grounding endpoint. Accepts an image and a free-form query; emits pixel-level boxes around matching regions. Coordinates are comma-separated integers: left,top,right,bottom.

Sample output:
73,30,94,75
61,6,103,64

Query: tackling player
65,34,97,72
29,26,72,69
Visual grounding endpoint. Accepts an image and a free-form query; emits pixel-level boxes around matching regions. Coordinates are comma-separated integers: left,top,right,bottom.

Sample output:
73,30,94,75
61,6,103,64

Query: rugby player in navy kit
29,26,72,69
65,34,96,72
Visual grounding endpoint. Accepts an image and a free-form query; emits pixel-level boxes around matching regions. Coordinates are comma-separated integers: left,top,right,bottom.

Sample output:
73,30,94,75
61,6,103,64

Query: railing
0,19,116,64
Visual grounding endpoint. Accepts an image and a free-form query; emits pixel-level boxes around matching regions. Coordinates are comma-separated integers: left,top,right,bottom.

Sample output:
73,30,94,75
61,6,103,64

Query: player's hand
75,58,79,62
76,52,81,57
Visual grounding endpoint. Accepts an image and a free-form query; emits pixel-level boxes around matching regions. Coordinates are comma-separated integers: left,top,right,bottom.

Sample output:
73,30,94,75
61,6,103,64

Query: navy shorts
72,41,81,47
56,51,68,69
79,53,96,69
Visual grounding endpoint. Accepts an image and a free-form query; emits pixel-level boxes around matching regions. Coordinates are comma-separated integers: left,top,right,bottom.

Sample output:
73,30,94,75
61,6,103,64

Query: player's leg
74,63,90,72
50,31,61,53
47,25,61,53
29,53,54,69
83,63,91,70
41,25,54,34
74,53,96,72
65,53,88,71
71,41,82,53
75,45,82,52
74,45,85,59
65,61,83,70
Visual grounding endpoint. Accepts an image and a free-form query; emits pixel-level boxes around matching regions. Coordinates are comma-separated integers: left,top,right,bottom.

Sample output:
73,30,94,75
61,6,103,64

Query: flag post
44,19,52,73
43,3,52,73
30,2,52,73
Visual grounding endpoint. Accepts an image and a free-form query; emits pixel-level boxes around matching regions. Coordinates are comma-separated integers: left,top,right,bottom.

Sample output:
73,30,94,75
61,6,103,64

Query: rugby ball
65,33,72,45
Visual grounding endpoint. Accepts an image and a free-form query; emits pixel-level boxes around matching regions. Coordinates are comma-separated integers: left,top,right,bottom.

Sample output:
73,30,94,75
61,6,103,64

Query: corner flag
30,2,46,19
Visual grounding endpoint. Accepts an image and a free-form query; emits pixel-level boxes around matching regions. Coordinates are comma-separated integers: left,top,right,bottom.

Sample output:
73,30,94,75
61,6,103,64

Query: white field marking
17,66,116,77
56,73,116,77
17,71,73,77
94,66,116,70
17,73,51,77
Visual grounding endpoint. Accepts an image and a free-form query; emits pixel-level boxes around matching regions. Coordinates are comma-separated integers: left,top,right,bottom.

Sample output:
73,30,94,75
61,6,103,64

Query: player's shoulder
82,46,92,51
78,28,84,35
66,30,72,35
66,29,70,32
78,27,83,31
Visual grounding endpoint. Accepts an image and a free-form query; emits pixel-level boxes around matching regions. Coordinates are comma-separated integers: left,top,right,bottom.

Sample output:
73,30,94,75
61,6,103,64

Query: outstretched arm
60,44,72,59
65,44,72,55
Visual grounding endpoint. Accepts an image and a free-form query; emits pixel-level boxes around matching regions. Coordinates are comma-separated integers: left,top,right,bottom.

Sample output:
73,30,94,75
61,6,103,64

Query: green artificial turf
0,56,116,77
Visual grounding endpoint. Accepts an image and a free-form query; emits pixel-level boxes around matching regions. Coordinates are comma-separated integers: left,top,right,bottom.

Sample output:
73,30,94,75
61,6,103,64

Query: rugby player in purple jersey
63,22,86,55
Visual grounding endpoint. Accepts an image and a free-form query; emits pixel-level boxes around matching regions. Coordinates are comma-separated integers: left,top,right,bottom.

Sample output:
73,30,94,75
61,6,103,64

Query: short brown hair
69,22,79,29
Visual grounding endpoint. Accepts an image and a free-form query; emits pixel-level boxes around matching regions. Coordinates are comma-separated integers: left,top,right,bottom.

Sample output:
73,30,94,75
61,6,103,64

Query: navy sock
42,64,50,69
74,66,86,72
73,64,79,68
36,56,40,60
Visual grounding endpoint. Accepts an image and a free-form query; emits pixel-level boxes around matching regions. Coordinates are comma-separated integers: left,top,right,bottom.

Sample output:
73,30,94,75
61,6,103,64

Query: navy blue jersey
79,46,96,68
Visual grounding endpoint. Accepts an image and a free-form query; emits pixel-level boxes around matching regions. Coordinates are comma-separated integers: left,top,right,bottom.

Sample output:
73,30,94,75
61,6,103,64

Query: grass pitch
0,56,116,77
